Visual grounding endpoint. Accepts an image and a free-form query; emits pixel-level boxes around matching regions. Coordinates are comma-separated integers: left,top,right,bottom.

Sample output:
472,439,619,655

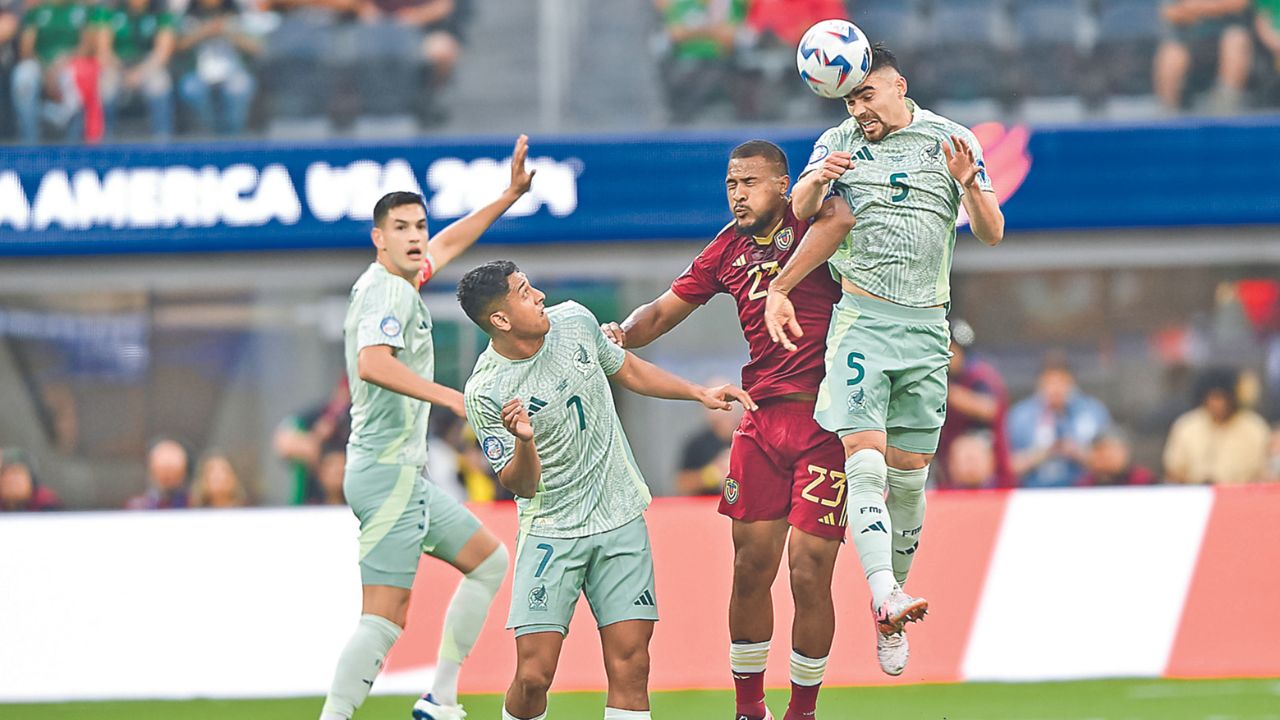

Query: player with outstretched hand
601,140,856,720
457,260,754,720
318,136,534,720
764,44,1004,677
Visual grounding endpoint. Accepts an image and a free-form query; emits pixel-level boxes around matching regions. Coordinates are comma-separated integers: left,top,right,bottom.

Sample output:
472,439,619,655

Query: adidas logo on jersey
527,397,549,416
633,590,655,607
732,253,747,268
818,512,847,527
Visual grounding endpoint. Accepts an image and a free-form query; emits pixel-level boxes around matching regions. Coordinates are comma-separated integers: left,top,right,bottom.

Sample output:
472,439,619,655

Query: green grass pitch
1,678,1277,719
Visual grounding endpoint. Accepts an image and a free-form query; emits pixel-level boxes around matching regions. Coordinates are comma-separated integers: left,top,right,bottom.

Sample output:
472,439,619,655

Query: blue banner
1,117,1278,256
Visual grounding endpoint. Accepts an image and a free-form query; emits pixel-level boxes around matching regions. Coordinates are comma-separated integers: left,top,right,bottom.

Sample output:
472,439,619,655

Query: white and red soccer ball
796,19,873,100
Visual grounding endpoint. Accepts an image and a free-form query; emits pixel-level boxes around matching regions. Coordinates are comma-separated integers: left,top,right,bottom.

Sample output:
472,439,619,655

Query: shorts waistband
837,292,948,324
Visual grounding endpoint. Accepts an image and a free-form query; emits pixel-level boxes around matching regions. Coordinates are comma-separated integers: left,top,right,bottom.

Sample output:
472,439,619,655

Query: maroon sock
733,670,767,718
784,681,821,719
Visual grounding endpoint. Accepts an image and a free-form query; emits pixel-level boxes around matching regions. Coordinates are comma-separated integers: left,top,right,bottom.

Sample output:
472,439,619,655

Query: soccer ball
796,19,873,99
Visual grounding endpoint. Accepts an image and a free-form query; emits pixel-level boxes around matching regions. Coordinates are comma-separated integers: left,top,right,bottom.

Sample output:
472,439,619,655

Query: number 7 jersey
464,301,651,539
803,99,994,308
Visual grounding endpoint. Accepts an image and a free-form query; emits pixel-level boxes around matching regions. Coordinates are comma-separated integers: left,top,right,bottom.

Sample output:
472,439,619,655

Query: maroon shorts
719,397,848,540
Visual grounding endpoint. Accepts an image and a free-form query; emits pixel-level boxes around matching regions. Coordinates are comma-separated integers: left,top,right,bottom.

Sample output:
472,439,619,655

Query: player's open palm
501,398,535,441
943,134,979,189
509,134,536,196
599,322,626,347
699,383,757,412
764,289,803,353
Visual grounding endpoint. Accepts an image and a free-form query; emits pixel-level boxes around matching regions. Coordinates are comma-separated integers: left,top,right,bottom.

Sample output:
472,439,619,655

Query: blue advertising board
1,117,1278,255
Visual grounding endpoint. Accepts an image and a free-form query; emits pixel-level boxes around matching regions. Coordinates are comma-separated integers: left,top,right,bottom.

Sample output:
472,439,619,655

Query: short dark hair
1195,368,1239,407
729,140,789,176
373,191,427,228
869,42,901,76
457,260,520,330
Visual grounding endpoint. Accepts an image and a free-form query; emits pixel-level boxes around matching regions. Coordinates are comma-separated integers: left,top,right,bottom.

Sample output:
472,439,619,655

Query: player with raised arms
318,136,535,720
765,44,1004,675
457,260,755,720
601,140,856,720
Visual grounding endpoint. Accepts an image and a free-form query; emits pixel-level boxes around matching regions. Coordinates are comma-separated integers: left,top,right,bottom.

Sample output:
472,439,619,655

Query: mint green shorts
507,515,658,637
344,460,485,588
814,293,951,455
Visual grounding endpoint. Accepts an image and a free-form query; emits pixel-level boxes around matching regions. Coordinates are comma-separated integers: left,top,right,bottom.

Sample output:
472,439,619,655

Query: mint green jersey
343,262,434,467
802,99,993,308
464,302,651,539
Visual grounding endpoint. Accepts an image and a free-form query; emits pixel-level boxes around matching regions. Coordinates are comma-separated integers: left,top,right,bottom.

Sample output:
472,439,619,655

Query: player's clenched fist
599,322,626,347
815,150,854,182
501,398,535,441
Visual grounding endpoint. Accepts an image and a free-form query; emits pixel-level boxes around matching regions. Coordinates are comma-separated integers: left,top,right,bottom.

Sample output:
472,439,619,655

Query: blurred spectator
1260,0,1280,98
313,448,346,505
1163,368,1270,484
190,452,248,507
1081,430,1156,486
733,0,844,120
126,438,190,509
274,377,350,505
1008,352,1112,488
177,0,259,136
653,0,748,123
935,319,1014,489
356,0,467,125
1153,0,1251,114
676,393,742,496
11,0,93,143
0,449,61,511
1266,422,1280,482
0,0,21,140
944,431,998,490
427,409,507,502
93,0,175,139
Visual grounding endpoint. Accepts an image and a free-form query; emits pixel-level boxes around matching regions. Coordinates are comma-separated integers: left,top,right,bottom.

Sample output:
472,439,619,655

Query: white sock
789,650,828,687
431,544,509,705
604,709,652,719
503,707,547,720
845,448,898,607
729,639,770,674
886,466,928,586
319,614,402,720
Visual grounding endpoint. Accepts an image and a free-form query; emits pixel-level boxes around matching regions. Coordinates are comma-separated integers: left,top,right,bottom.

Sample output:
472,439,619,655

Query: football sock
730,640,770,717
431,544,509,705
319,613,402,720
845,448,898,608
603,709,651,719
785,651,827,720
886,466,928,586
503,707,547,720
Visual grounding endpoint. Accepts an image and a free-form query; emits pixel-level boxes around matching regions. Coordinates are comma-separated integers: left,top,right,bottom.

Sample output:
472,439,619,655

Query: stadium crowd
6,0,1280,142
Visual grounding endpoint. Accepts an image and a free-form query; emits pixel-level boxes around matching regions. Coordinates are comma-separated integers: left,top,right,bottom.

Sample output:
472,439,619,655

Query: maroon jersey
671,206,841,401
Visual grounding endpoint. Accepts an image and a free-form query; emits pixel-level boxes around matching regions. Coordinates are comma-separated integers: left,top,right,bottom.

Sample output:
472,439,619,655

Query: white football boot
412,693,467,720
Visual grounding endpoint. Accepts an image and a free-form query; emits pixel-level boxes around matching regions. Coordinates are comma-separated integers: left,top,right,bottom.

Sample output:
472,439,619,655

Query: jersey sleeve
464,387,515,474
355,277,417,353
800,126,845,178
954,127,994,195
670,239,725,305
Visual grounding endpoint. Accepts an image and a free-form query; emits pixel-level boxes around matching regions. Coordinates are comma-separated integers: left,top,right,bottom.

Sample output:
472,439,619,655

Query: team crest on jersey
723,478,740,504
807,144,830,167
528,585,549,611
574,344,592,372
920,139,944,165
774,227,794,251
379,315,402,337
847,388,866,413
482,436,504,461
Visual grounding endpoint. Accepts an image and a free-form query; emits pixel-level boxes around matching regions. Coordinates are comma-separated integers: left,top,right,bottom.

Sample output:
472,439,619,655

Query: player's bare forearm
619,291,697,348
963,190,1004,246
772,196,852,295
498,438,541,499
791,172,830,220
428,135,535,272
610,352,704,401
357,345,465,415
